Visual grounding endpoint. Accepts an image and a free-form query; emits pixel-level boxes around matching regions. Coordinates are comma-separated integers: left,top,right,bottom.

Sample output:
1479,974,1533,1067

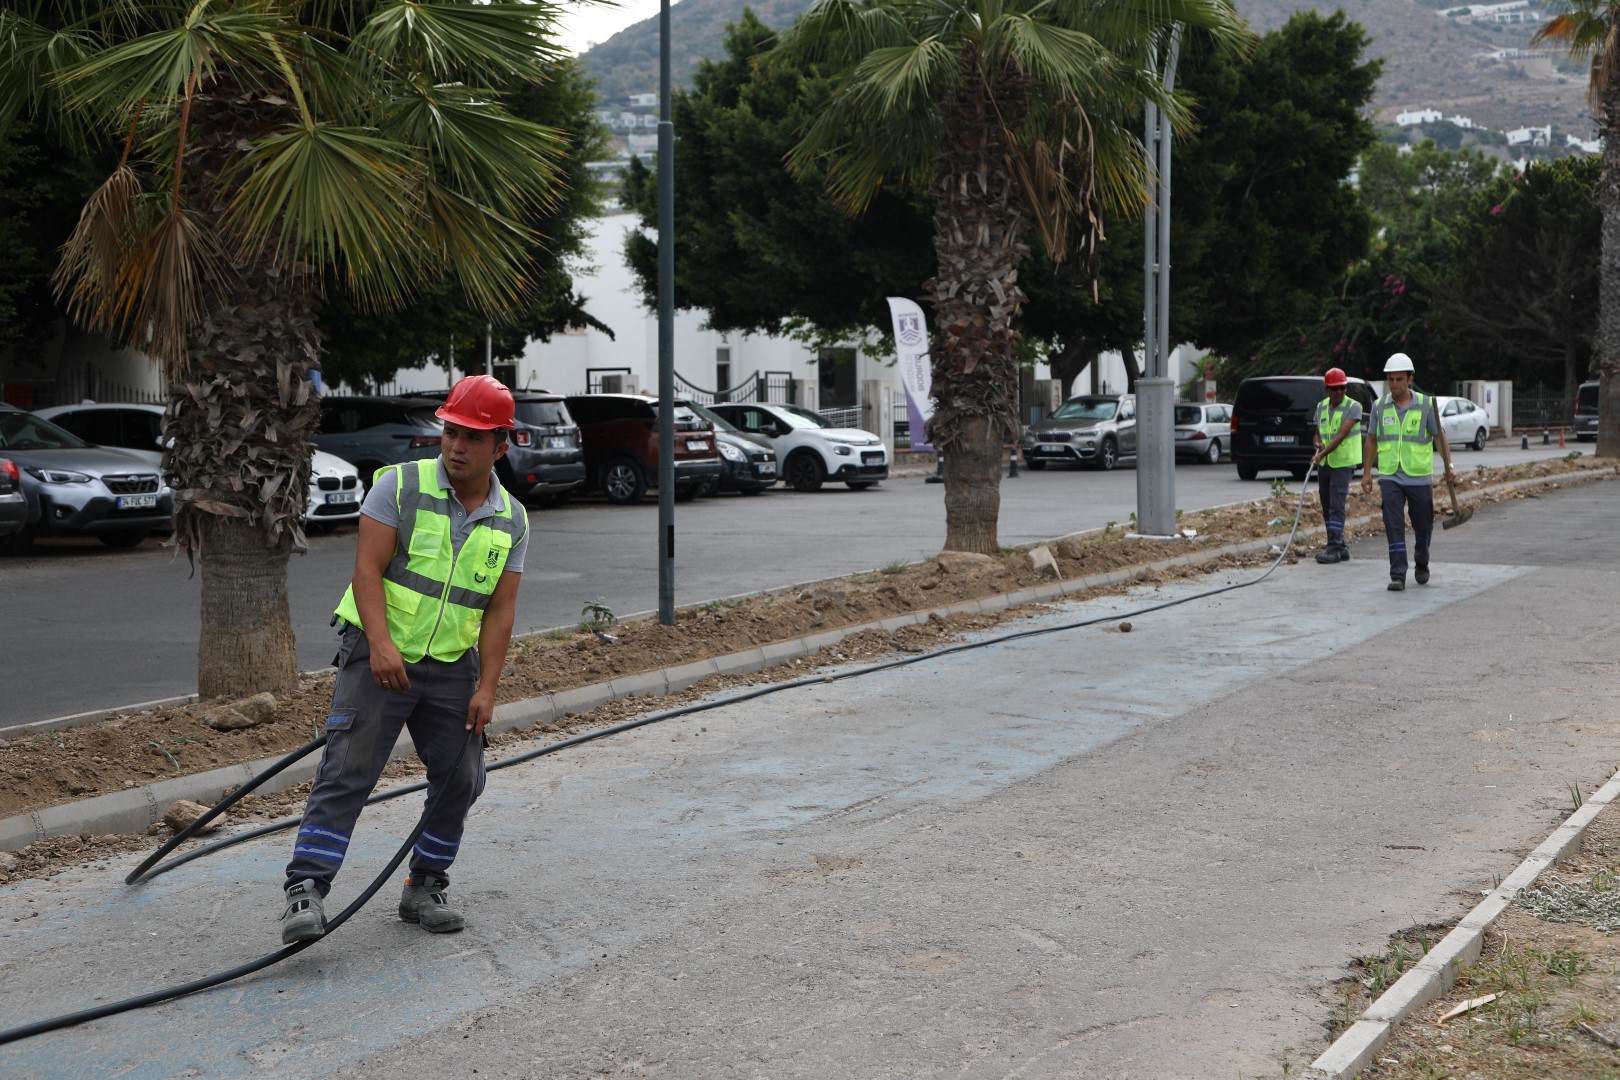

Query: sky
555,0,671,57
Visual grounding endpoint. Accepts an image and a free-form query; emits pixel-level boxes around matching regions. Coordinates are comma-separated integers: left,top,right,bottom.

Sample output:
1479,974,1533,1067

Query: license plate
757,462,776,475
543,436,569,449
1263,435,1295,444
116,494,157,510
685,439,710,451
1039,444,1060,453
326,491,359,505
862,452,884,465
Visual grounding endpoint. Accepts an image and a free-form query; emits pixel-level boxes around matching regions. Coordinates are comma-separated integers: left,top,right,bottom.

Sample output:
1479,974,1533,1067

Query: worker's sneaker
1337,547,1351,562
1415,563,1430,585
1315,548,1343,564
281,879,326,944
1387,579,1405,592
399,872,465,933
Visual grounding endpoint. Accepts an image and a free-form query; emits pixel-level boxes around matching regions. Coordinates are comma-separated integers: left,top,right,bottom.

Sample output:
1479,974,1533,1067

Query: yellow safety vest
1317,397,1363,468
334,458,525,662
1374,392,1435,478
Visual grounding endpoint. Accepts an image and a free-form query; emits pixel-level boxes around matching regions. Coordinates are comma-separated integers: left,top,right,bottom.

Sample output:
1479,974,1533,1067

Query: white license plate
685,439,710,451
1263,435,1295,444
116,494,157,510
543,436,569,449
326,491,359,505
1039,444,1061,453
757,462,776,475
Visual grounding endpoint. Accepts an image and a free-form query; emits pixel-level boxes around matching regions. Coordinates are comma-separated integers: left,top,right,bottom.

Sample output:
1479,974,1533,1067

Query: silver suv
0,404,172,552
1020,394,1137,471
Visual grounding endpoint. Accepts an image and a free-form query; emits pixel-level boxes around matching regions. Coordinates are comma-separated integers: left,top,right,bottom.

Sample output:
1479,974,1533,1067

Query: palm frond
350,1,563,86
122,205,232,370
53,162,142,330
416,180,542,316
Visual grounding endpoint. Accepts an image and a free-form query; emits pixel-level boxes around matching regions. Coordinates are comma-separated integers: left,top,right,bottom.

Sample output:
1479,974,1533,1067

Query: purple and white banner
886,296,934,453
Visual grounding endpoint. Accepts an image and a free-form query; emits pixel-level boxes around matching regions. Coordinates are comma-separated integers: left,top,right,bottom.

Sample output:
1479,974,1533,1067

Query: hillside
579,0,1594,140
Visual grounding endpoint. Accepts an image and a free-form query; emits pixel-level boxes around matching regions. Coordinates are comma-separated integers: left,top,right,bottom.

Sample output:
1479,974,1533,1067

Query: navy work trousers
1378,479,1434,583
285,628,485,895
1316,464,1354,552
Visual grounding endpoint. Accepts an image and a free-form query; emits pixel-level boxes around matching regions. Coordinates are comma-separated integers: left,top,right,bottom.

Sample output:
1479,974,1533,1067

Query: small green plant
696,600,724,614
1570,782,1585,812
1105,520,1117,533
1565,450,1584,461
578,597,616,631
1175,508,1184,520
545,628,571,641
879,560,907,575
1128,511,1137,526
1546,946,1589,984
1269,476,1290,500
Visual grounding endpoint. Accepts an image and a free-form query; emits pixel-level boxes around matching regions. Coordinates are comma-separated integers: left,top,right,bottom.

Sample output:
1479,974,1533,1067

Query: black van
1574,380,1599,442
1230,375,1375,481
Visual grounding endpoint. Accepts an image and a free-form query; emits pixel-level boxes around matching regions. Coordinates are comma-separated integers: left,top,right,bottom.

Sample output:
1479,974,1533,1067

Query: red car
563,394,722,504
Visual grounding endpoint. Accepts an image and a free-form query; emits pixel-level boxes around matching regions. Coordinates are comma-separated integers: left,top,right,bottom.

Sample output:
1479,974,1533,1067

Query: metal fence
1,375,164,410
1511,383,1574,430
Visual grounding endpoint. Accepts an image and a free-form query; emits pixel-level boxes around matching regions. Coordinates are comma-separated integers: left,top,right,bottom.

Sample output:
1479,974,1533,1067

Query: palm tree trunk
1597,77,1620,458
196,513,298,698
926,65,1029,554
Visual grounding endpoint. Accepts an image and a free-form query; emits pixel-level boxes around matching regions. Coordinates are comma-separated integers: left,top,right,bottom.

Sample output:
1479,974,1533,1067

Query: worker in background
1360,353,1457,592
1310,367,1362,564
280,374,527,943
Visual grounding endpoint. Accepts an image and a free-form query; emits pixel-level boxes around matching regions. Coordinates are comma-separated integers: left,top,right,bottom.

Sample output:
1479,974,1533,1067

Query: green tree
781,0,1248,553
0,1,568,699
1533,0,1620,455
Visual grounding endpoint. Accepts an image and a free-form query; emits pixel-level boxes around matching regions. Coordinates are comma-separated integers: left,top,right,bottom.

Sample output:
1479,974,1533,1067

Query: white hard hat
1383,352,1415,374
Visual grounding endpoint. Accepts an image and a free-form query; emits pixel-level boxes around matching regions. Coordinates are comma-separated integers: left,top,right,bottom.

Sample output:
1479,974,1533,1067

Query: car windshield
0,411,91,450
513,401,570,427
1051,398,1118,421
773,404,835,430
1577,384,1599,411
1235,380,1320,411
1174,406,1203,425
688,402,740,434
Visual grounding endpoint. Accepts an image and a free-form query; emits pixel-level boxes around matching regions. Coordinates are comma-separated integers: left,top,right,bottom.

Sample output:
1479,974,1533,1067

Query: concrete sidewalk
1,480,1617,1079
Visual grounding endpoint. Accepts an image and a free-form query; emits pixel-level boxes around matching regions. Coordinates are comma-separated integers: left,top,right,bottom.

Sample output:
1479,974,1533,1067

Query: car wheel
1237,464,1258,481
786,452,826,492
600,458,647,504
99,528,147,549
1024,458,1046,471
1199,438,1220,465
1472,428,1487,452
1095,438,1118,471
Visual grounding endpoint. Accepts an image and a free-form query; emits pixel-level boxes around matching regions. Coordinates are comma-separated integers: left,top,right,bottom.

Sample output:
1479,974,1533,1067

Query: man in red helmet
1310,367,1363,564
280,374,528,944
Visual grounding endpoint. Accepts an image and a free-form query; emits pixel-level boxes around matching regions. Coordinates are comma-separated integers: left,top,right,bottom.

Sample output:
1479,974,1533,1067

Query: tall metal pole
656,0,675,625
1136,28,1181,539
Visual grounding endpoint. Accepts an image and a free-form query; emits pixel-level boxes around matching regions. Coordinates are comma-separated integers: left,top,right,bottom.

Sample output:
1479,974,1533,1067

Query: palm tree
0,1,567,699
1534,1,1620,456
782,0,1248,552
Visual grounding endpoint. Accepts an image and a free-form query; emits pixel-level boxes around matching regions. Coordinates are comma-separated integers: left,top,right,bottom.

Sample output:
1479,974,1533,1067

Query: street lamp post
656,0,675,625
1137,27,1182,539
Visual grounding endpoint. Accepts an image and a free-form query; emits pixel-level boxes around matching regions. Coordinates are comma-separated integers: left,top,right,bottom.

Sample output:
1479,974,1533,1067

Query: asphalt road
1,479,1616,1078
0,441,1584,729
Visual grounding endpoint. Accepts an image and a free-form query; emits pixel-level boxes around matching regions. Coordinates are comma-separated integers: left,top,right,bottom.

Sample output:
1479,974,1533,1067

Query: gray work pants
1378,479,1434,582
285,627,485,895
1316,464,1354,551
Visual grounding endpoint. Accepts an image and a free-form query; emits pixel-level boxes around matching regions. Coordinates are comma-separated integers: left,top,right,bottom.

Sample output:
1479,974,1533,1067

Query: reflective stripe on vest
1317,397,1363,468
333,458,525,662
1374,392,1435,478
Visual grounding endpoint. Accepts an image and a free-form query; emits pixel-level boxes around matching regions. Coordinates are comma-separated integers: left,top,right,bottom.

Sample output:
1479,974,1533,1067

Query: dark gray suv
315,396,442,484
500,392,586,504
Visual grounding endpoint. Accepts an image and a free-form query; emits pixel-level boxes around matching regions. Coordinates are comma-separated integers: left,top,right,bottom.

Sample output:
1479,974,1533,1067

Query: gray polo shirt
1369,393,1441,488
359,458,528,573
1313,397,1364,442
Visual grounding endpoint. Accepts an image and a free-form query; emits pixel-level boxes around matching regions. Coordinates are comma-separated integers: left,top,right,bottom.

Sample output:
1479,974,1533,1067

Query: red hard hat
1323,367,1348,387
436,374,514,430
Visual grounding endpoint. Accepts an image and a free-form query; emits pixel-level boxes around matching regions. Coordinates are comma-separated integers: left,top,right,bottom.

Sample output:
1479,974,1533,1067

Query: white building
1507,125,1552,147
1395,108,1443,127
1445,114,1477,130
627,93,658,109
1566,133,1603,153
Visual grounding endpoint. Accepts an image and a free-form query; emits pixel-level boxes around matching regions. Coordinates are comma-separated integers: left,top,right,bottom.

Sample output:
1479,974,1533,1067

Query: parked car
1230,376,1374,481
687,402,778,494
705,402,888,491
563,393,721,504
0,456,24,539
1173,402,1233,464
34,401,364,526
1575,380,1599,442
1020,393,1137,471
314,395,443,483
499,391,587,504
0,403,173,552
1432,395,1491,451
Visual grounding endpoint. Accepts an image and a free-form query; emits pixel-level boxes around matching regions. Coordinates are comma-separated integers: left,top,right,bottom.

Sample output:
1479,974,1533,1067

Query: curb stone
1303,764,1620,1080
2,467,1611,855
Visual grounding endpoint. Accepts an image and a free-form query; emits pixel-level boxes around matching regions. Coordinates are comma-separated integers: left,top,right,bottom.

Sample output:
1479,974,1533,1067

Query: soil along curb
1304,764,1620,1080
3,466,1611,853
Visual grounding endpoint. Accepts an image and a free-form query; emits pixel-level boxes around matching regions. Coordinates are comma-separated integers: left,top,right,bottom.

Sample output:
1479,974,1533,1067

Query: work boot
1415,563,1430,585
1315,548,1343,565
1337,546,1351,562
399,872,465,933
281,879,326,944
1387,579,1405,592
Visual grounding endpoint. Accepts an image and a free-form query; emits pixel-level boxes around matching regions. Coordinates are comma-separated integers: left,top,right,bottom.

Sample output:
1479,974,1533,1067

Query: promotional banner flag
886,296,934,453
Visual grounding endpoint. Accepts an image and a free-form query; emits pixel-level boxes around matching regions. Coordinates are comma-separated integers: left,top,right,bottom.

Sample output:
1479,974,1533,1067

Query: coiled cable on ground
1,466,1319,1044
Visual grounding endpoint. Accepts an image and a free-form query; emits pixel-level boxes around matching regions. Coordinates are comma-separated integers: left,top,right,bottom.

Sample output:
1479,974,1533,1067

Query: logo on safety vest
485,547,500,569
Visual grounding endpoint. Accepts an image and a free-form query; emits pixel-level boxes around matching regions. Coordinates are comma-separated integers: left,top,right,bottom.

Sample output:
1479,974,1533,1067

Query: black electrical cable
0,732,475,1047
3,467,1321,1045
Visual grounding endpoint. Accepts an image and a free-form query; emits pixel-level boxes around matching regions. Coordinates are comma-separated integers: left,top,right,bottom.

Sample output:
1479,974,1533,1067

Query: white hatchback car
1432,395,1491,452
34,402,364,526
707,402,889,491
